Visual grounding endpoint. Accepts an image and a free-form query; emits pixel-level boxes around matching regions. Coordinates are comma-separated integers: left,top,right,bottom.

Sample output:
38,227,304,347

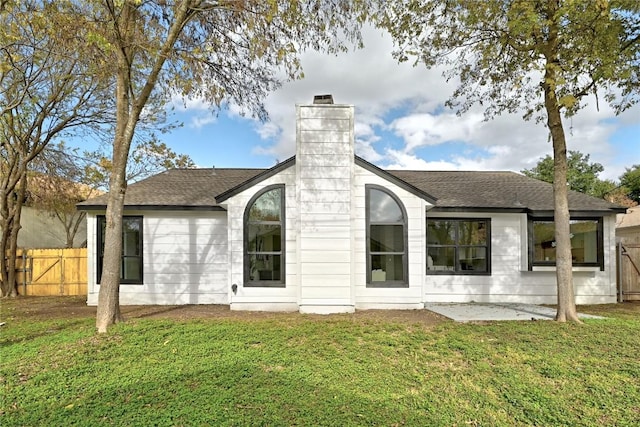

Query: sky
160,26,639,181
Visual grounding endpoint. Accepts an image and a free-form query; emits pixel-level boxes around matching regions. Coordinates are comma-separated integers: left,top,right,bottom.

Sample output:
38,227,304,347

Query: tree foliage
377,0,640,321
380,0,639,120
523,152,638,206
620,164,640,204
522,150,608,196
0,0,114,296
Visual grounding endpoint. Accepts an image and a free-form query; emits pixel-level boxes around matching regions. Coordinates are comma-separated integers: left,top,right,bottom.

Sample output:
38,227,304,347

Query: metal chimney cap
313,94,334,104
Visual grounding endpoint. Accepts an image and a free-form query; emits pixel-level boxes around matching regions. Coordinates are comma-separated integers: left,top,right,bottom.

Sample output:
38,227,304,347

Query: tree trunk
543,0,581,322
0,164,18,296
5,174,26,297
95,85,130,332
550,120,579,322
0,170,26,297
95,0,140,333
95,178,125,333
95,0,195,333
0,209,10,296
64,211,86,248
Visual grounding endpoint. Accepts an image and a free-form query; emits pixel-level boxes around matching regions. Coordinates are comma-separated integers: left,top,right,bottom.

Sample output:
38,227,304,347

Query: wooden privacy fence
13,248,87,296
618,243,640,302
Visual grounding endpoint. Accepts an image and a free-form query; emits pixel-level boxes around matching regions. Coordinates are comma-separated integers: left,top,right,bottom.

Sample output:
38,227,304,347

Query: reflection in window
366,186,407,287
427,219,490,274
532,219,600,266
97,216,143,284
245,185,285,286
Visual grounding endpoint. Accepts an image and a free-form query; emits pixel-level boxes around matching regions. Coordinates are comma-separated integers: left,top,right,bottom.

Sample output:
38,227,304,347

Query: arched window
244,185,285,287
366,185,408,287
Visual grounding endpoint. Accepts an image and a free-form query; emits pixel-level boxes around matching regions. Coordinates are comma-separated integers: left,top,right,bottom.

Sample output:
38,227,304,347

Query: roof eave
355,156,438,204
77,204,226,212
214,156,296,203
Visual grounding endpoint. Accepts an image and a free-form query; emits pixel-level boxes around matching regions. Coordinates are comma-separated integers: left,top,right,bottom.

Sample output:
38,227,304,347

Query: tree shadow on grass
3,352,429,426
0,318,93,347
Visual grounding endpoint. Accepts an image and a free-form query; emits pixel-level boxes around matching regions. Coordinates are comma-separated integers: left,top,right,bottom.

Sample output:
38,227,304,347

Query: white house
78,96,625,312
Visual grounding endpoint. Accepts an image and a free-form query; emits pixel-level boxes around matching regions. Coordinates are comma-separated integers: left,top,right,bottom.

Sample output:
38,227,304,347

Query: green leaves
376,0,640,120
620,164,640,204
522,150,638,205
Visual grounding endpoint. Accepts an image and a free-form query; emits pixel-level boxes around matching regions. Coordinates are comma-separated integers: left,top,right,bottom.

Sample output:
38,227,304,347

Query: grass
1,300,639,426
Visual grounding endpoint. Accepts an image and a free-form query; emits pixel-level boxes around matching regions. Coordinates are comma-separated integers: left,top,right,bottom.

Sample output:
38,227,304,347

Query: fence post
60,253,65,295
22,250,27,295
618,241,623,303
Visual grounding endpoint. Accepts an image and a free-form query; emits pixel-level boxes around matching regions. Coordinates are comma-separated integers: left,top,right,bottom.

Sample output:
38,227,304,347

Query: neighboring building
617,207,640,239
79,96,625,312
1,174,95,249
15,206,87,249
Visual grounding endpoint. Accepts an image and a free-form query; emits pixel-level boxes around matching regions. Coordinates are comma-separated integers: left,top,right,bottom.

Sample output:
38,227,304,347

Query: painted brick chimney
296,96,355,313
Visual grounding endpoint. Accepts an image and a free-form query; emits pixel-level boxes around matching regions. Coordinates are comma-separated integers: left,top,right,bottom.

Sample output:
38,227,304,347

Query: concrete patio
424,302,605,322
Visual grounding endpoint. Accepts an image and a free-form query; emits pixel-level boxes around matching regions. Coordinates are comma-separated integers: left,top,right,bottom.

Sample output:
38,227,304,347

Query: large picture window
244,185,285,287
366,185,408,287
530,218,603,269
97,216,143,284
427,219,490,275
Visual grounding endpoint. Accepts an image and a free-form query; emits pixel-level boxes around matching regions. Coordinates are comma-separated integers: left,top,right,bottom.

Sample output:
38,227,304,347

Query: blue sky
158,27,638,181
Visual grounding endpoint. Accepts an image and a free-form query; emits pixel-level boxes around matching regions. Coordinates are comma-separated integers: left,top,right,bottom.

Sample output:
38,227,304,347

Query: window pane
247,254,281,281
122,229,140,256
249,188,281,221
533,221,556,262
370,225,403,252
427,220,455,245
459,247,487,272
427,247,455,271
459,221,487,245
534,220,599,264
99,217,106,256
97,216,142,284
371,255,404,281
248,224,281,252
123,217,141,233
122,257,141,281
369,189,403,222
245,186,285,286
570,220,598,263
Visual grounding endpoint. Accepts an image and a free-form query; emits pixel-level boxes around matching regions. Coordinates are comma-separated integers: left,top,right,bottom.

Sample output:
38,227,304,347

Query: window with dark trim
427,218,491,275
97,216,143,284
244,185,285,287
529,217,603,269
366,185,408,287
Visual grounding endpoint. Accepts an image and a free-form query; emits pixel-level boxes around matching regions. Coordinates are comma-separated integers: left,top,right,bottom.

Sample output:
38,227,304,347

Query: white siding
424,212,618,304
222,166,299,312
353,165,428,309
87,211,229,305
296,104,355,313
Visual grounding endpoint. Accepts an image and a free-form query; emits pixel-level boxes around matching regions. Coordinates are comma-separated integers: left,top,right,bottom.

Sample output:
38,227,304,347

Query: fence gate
618,243,640,302
15,248,87,296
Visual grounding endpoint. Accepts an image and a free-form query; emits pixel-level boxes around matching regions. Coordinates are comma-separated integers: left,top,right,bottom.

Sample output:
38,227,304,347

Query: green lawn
1,300,639,426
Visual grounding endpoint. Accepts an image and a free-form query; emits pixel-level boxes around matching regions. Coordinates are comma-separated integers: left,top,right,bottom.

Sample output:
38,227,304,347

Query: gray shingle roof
388,170,623,212
77,168,263,210
78,160,625,213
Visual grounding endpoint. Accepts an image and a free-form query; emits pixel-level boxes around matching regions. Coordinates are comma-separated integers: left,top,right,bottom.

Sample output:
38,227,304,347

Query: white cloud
384,149,459,170
183,24,639,179
256,121,281,140
389,112,483,152
190,114,217,129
